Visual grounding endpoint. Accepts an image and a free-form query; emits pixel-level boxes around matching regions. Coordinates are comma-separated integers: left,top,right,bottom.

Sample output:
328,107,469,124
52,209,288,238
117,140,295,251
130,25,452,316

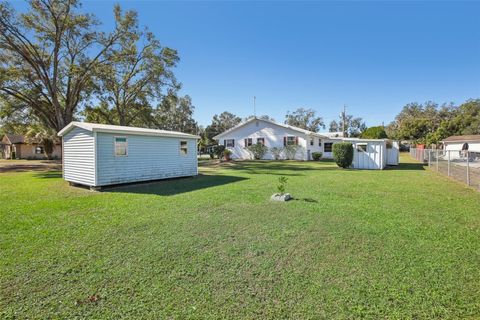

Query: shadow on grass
224,161,339,176
34,171,63,179
105,174,248,196
389,162,425,171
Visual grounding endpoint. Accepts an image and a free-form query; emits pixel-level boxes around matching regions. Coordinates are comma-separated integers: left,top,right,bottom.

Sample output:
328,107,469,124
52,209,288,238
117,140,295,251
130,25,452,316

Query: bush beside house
312,152,323,161
333,142,353,168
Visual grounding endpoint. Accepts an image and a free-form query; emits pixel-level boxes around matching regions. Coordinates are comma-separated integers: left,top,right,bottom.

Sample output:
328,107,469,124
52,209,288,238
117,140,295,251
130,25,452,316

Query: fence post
467,151,470,186
428,150,431,167
436,149,439,171
448,150,450,176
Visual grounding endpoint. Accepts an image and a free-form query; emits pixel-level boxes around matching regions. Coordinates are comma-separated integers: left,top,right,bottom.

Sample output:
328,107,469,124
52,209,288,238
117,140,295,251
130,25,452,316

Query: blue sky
13,1,480,128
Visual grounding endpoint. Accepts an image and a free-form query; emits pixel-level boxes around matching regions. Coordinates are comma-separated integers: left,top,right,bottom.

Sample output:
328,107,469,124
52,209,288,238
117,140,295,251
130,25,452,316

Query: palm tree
25,124,59,159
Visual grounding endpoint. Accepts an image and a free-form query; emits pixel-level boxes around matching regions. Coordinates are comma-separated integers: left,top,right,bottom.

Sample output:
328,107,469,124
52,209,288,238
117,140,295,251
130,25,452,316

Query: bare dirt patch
0,160,62,173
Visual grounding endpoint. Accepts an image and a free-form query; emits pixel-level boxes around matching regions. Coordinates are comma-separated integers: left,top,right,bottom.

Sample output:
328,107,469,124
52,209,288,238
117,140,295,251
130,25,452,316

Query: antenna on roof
253,96,256,118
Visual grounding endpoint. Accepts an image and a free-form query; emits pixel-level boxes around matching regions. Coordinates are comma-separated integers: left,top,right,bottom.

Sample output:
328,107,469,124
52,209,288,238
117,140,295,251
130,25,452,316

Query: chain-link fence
410,148,480,190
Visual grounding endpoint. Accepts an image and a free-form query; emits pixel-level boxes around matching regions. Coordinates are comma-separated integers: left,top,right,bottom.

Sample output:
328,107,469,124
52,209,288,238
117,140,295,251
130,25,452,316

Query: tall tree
0,0,136,132
84,6,179,127
329,111,366,137
205,111,241,142
154,93,198,134
284,108,324,132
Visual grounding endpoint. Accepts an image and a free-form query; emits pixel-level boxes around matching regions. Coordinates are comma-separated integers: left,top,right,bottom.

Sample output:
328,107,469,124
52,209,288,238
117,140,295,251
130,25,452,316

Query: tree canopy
386,99,479,145
284,108,324,132
329,111,366,137
205,111,241,142
0,0,140,132
360,126,388,139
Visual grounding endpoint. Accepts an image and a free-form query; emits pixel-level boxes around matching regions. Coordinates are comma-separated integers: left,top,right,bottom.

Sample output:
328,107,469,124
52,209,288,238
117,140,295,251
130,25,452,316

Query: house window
285,136,297,146
114,137,128,156
318,139,322,147
225,139,235,147
357,143,367,152
244,138,252,147
257,138,265,145
180,140,188,155
35,146,44,154
324,143,333,153
310,138,314,146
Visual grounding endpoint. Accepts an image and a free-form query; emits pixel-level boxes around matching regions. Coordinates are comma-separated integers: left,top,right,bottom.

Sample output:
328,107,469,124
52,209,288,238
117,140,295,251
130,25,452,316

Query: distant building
441,135,480,152
0,134,62,159
213,117,398,169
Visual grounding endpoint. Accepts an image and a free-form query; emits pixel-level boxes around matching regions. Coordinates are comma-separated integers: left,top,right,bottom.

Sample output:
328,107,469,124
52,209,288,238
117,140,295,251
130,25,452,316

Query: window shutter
223,140,226,147
244,139,247,147
295,136,299,145
232,139,235,147
283,137,286,146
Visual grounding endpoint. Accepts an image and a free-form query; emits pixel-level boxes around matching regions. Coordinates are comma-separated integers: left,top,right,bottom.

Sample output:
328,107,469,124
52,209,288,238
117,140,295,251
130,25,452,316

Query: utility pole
253,96,256,118
342,105,346,137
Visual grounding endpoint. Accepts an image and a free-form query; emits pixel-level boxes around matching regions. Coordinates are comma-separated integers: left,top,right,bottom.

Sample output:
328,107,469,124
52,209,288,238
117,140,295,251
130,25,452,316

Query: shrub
246,143,268,160
332,142,353,168
284,145,299,160
277,176,288,195
270,147,283,160
214,145,225,159
223,148,232,160
312,152,323,161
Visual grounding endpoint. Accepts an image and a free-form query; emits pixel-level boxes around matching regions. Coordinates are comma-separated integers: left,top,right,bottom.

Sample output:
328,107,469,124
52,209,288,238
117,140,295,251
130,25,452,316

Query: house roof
3,134,25,144
213,117,333,140
441,135,480,143
57,122,200,139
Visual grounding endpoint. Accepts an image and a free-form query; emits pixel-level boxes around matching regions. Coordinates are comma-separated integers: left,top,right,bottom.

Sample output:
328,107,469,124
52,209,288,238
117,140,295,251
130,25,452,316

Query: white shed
342,138,399,170
58,122,199,189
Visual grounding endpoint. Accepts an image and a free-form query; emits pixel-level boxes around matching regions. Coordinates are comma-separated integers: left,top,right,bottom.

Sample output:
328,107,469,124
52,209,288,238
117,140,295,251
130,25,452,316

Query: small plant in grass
277,176,288,195
312,152,323,161
246,143,268,160
270,147,283,160
333,142,354,168
271,175,291,201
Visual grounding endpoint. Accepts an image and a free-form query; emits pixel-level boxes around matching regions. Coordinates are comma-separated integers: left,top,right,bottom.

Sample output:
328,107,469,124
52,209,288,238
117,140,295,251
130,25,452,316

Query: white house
441,135,480,152
213,117,343,161
213,117,399,169
58,122,199,189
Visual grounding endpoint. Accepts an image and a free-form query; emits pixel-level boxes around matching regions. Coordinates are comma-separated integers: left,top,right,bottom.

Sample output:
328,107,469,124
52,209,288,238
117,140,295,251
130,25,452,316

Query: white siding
96,133,197,186
62,127,95,186
216,119,309,160
350,140,386,170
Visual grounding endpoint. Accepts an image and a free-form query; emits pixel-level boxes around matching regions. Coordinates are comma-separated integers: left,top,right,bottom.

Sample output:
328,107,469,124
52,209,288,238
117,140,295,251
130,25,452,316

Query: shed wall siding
62,127,95,186
96,133,197,186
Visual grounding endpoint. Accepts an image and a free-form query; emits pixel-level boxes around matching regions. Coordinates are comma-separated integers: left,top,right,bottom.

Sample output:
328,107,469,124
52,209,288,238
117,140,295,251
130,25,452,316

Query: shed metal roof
58,122,200,139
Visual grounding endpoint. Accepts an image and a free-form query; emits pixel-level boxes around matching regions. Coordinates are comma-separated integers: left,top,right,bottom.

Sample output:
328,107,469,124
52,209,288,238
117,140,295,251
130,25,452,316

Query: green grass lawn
1,155,480,319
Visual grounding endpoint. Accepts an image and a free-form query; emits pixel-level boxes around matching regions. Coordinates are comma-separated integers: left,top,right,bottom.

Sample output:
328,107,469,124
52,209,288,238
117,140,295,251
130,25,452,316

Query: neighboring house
57,122,199,189
0,134,62,160
213,117,399,169
213,117,343,161
441,135,480,152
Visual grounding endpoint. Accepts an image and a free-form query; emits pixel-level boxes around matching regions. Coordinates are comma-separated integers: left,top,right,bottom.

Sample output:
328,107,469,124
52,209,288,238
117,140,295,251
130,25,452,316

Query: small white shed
342,138,399,170
58,122,199,189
